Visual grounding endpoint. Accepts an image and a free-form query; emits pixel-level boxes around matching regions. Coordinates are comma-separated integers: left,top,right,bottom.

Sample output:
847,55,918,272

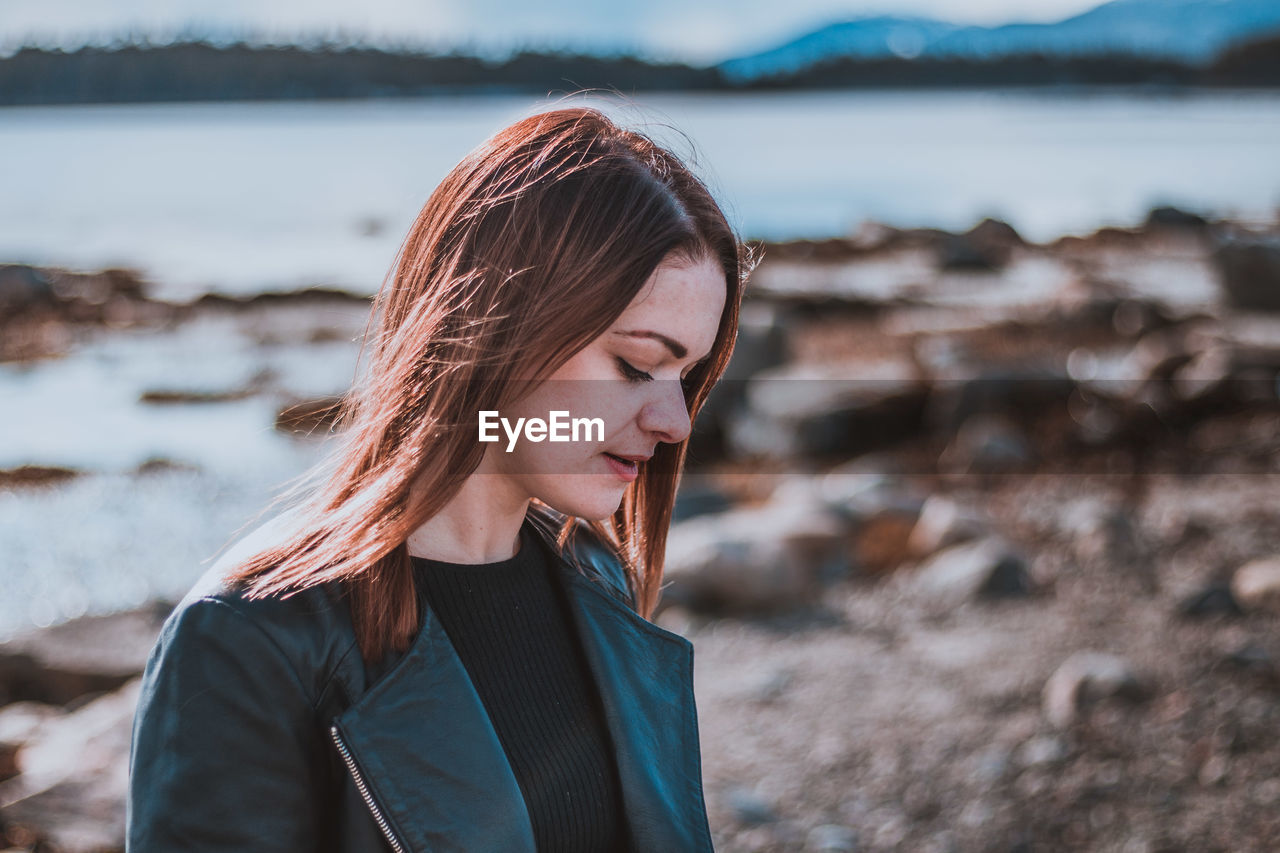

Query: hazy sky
3,0,1107,63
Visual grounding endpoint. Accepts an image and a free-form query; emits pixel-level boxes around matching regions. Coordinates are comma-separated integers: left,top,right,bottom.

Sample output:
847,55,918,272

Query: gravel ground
682,473,1280,852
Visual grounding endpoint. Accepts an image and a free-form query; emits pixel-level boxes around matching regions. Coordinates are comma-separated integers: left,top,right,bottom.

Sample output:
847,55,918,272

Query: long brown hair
224,105,753,665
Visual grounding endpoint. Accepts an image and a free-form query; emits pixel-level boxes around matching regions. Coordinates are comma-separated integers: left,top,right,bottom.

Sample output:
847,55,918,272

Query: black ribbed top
411,521,630,853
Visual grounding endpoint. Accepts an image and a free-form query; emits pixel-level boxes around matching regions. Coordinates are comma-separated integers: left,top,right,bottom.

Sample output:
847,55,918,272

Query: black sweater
411,520,629,852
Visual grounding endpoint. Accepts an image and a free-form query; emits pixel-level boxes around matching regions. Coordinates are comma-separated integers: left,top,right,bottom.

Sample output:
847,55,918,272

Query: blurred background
2,1,1280,850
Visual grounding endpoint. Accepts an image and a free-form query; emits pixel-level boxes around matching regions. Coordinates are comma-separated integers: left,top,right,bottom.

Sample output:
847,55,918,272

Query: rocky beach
3,209,1280,851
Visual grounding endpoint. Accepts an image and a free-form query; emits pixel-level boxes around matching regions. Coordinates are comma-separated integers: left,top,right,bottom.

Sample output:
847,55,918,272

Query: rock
672,482,734,523
1042,652,1148,728
1220,644,1280,690
1111,298,1169,338
813,469,924,575
849,506,921,576
0,265,55,316
938,414,1034,476
660,498,850,615
0,466,83,490
816,465,910,517
909,536,1032,607
1198,753,1230,787
0,703,63,784
139,387,256,405
766,819,806,848
1177,581,1243,618
756,237,862,263
191,287,368,312
1221,643,1275,677
1125,324,1199,385
1212,227,1280,312
689,301,789,462
926,365,1075,435
726,301,791,380
724,786,777,826
0,679,139,853
808,823,861,851
1219,314,1280,376
871,813,908,848
906,495,985,558
739,666,795,704
937,218,1023,271
0,606,169,706
0,702,65,748
729,357,928,460
1015,734,1068,768
1064,500,1155,591
1071,504,1135,564
653,604,695,637
0,266,154,332
275,394,345,436
971,745,1012,784
1230,557,1280,614
1145,205,1209,229
849,220,900,252
134,456,201,476
1171,345,1233,405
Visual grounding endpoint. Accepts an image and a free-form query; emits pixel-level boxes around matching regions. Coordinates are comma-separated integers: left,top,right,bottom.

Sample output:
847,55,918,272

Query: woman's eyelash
615,356,702,389
615,357,653,383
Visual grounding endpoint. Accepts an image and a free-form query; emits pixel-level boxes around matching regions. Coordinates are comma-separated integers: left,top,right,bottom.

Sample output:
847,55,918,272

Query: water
2,87,1279,637
0,299,364,638
1,89,1277,300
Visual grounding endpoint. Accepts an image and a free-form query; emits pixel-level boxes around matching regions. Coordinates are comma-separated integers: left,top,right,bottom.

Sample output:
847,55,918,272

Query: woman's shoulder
156,513,361,699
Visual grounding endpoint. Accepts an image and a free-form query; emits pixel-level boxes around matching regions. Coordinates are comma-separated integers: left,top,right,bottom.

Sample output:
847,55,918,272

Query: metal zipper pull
329,723,409,853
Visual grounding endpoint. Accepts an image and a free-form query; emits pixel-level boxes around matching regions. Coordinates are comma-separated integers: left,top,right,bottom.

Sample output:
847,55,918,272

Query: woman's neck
406,473,530,564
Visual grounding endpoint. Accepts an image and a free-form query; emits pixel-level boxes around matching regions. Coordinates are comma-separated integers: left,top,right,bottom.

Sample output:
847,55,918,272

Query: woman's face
485,252,727,521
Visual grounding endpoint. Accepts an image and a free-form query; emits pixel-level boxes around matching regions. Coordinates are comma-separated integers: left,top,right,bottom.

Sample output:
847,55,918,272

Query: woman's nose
637,379,692,444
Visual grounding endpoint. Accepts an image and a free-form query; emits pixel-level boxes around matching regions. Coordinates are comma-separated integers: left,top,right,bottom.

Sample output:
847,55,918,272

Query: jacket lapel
558,566,716,852
333,607,537,853
332,513,714,853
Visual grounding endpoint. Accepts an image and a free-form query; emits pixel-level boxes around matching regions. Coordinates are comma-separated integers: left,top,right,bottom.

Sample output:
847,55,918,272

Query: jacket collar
332,512,714,853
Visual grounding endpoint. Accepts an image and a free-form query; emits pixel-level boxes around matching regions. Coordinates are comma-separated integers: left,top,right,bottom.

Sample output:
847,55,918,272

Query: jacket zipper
329,723,409,853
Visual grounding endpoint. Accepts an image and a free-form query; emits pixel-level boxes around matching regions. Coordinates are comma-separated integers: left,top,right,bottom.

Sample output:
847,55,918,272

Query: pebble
1016,734,1068,768
910,536,1033,607
725,786,778,826
1043,652,1148,728
807,823,860,852
1231,557,1280,614
1177,581,1242,618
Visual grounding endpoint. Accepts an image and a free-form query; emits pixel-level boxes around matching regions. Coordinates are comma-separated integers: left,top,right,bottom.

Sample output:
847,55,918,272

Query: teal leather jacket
126,507,715,851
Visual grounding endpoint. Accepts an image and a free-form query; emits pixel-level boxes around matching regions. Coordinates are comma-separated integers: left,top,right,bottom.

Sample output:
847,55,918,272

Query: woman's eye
615,357,653,383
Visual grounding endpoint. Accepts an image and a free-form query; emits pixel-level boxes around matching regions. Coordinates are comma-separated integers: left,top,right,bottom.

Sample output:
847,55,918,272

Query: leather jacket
126,506,715,852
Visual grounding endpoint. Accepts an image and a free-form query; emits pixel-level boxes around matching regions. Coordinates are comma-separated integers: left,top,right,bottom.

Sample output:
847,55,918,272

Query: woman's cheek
603,400,643,442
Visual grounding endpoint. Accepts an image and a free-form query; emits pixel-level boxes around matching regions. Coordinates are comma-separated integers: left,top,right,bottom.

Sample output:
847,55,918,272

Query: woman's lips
603,452,639,482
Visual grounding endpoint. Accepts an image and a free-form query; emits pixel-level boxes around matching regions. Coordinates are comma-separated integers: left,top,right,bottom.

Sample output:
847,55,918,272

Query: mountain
720,0,1280,81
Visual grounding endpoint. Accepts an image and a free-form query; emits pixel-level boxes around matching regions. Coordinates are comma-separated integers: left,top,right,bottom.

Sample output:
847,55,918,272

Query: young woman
126,106,750,852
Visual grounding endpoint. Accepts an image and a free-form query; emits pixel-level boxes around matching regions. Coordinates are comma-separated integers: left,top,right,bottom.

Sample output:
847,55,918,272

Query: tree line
0,34,1276,106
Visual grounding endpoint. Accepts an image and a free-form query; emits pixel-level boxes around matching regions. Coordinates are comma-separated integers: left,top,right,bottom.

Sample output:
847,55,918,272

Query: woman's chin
536,486,626,523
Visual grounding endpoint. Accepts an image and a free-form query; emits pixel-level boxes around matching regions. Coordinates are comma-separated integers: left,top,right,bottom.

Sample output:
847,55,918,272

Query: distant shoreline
1,35,1277,107
4,84,1279,113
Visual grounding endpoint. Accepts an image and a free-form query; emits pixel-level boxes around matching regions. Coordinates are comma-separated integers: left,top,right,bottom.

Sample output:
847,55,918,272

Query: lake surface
3,87,1279,637
2,88,1278,300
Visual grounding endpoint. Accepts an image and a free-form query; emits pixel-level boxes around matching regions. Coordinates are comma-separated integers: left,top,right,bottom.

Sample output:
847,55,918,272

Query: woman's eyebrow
613,329,690,360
